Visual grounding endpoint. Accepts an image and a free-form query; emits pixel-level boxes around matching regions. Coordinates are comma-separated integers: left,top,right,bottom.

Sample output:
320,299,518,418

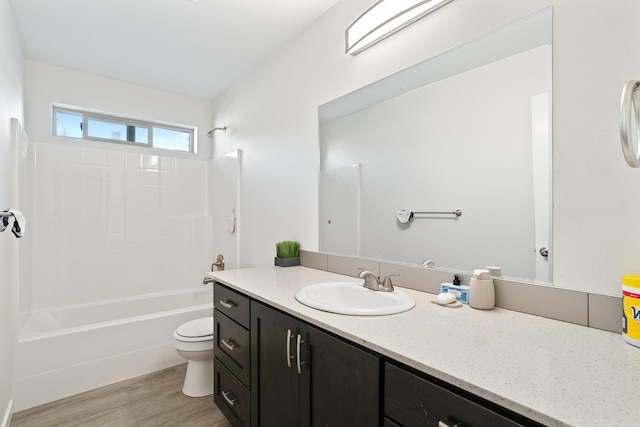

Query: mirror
318,8,552,284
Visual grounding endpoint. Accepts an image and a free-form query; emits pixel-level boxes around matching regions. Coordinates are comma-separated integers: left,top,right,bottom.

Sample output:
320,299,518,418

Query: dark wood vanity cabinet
250,300,380,427
384,363,539,427
213,281,540,427
214,283,252,426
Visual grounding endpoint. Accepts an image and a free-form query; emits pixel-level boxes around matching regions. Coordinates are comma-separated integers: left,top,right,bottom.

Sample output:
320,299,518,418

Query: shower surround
13,138,214,409
26,141,212,311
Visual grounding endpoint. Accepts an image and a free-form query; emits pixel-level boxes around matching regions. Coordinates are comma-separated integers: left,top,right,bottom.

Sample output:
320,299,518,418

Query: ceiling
8,0,341,100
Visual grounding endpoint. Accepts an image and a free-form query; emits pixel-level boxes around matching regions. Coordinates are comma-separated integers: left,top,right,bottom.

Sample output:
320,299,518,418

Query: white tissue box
440,282,469,304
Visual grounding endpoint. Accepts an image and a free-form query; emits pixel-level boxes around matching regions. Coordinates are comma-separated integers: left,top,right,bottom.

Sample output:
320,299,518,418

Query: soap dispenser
469,269,495,310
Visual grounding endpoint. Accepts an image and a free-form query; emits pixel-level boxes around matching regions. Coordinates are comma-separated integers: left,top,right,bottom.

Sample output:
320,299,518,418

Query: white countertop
208,266,640,427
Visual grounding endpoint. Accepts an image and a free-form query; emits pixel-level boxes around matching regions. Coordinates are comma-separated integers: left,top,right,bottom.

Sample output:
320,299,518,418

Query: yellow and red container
622,274,640,347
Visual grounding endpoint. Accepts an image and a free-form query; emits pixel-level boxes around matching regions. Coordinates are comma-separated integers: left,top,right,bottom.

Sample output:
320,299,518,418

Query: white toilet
173,316,214,397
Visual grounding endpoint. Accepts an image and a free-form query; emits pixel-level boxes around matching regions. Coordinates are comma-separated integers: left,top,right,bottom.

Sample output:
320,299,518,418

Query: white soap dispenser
469,269,495,310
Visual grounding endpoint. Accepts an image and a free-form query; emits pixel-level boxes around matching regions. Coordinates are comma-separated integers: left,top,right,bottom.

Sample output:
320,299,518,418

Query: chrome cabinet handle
438,422,461,427
620,80,640,167
296,334,309,375
221,338,237,351
286,329,294,368
219,300,236,309
221,390,238,407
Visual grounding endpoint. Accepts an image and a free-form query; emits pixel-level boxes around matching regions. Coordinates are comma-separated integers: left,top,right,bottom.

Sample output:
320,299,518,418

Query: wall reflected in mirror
319,8,552,284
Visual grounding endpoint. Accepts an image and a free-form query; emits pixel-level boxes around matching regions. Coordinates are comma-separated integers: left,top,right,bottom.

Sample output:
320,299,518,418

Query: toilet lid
176,317,214,338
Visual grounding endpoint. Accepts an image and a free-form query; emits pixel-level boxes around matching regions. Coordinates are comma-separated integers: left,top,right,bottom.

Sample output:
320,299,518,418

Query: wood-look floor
11,364,232,427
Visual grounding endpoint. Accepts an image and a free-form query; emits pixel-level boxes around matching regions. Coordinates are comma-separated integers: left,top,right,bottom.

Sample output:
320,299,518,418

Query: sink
294,282,415,316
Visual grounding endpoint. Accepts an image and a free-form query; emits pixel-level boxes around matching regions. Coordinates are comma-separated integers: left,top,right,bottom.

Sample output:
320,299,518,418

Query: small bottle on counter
469,269,495,310
440,274,469,304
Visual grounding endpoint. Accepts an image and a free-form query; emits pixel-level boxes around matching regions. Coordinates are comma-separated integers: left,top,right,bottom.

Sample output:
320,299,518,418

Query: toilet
173,316,214,397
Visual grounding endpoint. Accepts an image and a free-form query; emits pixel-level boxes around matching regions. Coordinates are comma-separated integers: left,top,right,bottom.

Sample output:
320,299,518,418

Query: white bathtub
13,288,213,411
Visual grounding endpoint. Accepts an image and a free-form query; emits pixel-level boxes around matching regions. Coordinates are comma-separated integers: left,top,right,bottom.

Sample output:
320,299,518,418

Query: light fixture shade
346,0,454,55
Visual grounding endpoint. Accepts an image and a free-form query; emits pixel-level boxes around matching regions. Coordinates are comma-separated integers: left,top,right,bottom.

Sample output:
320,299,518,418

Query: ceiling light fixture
346,0,454,55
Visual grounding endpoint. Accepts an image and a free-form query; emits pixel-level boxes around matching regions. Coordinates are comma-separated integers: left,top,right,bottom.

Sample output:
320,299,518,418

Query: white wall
23,61,215,311
0,0,23,422
212,0,640,296
25,60,214,160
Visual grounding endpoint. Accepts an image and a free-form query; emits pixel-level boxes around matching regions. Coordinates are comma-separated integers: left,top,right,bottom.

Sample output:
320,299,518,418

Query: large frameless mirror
319,8,552,284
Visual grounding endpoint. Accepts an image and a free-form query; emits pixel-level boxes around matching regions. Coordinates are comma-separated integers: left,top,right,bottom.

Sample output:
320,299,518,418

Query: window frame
52,105,196,153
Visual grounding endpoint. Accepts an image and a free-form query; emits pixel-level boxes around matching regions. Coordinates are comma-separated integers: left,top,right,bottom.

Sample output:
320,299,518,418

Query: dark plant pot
275,256,300,267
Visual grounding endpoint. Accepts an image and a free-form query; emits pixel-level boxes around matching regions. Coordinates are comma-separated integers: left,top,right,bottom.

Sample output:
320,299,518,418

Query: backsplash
300,250,620,333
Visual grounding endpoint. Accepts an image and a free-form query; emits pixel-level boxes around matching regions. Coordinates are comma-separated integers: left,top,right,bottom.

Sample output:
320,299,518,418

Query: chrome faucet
358,270,381,291
358,270,397,292
203,254,225,285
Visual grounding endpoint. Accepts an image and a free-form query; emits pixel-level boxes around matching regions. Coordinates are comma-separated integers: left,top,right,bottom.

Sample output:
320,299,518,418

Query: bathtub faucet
203,254,225,285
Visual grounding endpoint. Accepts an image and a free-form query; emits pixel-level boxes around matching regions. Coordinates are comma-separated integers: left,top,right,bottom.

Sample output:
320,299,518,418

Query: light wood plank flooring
11,364,232,427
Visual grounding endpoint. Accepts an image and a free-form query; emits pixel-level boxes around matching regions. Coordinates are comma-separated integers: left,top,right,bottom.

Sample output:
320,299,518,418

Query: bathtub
13,288,213,411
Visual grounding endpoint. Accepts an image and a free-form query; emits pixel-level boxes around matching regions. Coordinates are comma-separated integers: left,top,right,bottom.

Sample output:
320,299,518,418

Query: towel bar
620,80,640,167
412,210,462,217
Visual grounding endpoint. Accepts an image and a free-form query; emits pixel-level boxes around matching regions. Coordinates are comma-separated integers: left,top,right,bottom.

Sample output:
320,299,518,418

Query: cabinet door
251,301,300,427
301,323,381,427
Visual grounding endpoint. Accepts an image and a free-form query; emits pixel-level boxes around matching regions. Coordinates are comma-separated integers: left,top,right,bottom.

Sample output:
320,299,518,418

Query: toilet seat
174,317,213,342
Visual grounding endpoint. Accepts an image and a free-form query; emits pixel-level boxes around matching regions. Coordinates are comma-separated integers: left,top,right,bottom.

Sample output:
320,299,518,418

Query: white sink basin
294,282,415,316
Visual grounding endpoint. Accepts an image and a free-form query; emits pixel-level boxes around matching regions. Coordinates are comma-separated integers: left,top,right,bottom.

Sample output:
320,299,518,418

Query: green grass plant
276,240,300,258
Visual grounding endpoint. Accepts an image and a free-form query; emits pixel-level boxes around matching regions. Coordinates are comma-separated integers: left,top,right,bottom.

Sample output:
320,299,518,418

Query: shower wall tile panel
29,142,212,311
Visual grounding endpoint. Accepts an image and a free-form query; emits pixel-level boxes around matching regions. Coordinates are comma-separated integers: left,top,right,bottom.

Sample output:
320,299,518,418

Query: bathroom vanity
209,266,640,427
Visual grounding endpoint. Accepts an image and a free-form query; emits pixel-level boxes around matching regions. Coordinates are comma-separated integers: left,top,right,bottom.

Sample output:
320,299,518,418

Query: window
53,105,195,153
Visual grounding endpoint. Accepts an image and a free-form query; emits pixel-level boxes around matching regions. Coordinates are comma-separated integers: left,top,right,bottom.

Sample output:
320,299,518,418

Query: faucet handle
381,273,399,291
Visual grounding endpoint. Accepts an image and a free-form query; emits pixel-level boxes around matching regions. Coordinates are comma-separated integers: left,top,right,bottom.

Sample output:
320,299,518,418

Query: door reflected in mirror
318,8,552,284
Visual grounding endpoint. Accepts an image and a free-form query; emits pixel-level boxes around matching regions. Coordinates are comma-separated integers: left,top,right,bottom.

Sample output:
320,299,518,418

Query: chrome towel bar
620,80,640,167
412,210,462,217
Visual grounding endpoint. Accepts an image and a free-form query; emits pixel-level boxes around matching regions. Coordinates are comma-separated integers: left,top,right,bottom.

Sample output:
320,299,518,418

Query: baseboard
13,343,184,412
1,399,13,427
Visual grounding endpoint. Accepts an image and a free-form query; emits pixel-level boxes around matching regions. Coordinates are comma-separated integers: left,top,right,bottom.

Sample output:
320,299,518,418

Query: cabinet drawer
215,283,250,328
385,363,525,427
215,357,250,427
215,310,250,387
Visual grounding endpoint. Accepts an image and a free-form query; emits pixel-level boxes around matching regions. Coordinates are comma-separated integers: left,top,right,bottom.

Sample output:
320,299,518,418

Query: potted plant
275,240,301,267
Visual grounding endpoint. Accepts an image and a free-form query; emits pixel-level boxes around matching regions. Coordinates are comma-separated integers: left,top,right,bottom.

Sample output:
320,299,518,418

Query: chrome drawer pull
438,422,460,427
221,390,238,407
296,334,308,375
286,329,294,367
219,299,236,309
221,338,237,350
